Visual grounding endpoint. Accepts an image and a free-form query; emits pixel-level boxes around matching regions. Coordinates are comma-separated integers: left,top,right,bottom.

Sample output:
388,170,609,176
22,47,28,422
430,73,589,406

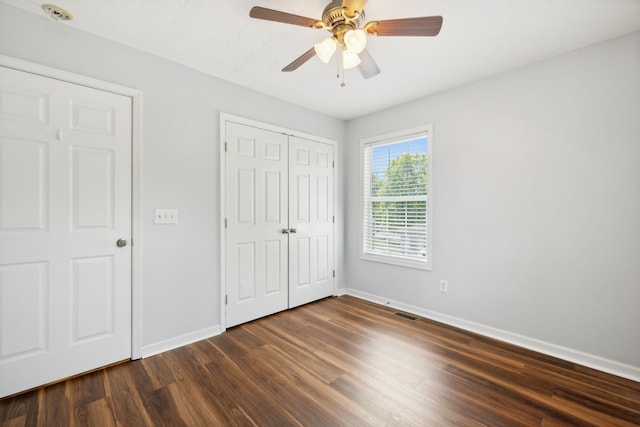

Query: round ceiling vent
41,4,73,21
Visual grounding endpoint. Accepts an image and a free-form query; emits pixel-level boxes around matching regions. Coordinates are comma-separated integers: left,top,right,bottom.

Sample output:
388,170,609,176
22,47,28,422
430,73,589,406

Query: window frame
359,125,433,271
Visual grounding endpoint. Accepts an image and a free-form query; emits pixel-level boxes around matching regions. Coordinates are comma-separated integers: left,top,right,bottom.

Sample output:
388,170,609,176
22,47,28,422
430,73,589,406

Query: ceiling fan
249,0,443,81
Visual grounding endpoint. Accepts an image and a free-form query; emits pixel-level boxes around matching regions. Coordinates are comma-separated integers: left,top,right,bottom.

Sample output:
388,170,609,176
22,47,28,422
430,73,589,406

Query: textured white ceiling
3,0,639,120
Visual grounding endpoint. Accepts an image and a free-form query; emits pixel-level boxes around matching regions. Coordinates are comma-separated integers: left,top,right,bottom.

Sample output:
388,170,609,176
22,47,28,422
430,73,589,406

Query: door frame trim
0,54,144,359
219,113,336,332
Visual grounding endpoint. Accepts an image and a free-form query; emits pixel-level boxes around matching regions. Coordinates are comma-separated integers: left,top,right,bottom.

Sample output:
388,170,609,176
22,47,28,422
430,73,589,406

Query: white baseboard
141,325,222,358
344,288,640,382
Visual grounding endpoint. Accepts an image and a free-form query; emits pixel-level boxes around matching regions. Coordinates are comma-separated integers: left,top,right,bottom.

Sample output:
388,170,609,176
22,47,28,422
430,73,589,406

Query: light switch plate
155,209,178,224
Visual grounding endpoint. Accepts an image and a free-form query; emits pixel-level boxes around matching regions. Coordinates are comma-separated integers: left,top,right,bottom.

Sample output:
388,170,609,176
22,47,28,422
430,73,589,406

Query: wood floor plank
254,344,380,426
68,369,105,409
140,385,189,427
138,354,178,390
414,366,545,426
316,344,481,426
211,334,338,426
160,344,257,426
72,398,116,427
0,417,25,427
104,363,154,426
243,321,345,383
1,295,638,426
204,335,305,426
294,309,433,388
0,389,38,427
38,382,69,427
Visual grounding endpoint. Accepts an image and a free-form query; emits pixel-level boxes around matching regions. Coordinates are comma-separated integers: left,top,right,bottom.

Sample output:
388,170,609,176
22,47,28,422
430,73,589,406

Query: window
360,126,432,270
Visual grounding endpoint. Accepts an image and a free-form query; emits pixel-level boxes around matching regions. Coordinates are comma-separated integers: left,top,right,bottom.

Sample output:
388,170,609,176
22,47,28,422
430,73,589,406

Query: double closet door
225,121,334,328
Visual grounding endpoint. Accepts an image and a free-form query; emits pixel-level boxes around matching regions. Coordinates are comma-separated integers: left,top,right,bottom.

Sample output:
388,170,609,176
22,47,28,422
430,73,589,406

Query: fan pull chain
338,45,346,87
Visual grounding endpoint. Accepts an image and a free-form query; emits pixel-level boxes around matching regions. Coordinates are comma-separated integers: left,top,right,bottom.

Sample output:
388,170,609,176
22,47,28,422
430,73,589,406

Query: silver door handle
116,238,128,247
289,228,297,234
282,228,290,234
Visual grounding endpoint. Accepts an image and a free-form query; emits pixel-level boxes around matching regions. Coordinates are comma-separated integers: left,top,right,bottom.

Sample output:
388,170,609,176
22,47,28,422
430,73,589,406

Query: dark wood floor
1,295,639,426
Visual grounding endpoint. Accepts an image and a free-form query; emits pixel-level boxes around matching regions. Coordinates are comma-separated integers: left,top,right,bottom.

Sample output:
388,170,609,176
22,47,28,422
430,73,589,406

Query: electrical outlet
439,279,449,293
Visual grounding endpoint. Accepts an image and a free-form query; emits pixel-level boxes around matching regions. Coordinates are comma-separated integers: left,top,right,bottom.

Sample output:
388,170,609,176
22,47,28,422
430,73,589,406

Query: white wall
0,3,346,352
345,31,640,376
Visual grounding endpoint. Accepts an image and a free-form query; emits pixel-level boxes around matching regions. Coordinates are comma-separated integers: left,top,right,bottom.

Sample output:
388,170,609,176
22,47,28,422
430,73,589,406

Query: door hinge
225,218,228,228
224,142,228,152
333,270,336,278
332,160,335,168
225,295,228,305
332,216,335,223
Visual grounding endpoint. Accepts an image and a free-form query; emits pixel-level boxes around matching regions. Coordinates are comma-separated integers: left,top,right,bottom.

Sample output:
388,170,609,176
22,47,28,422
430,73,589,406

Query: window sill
360,252,432,271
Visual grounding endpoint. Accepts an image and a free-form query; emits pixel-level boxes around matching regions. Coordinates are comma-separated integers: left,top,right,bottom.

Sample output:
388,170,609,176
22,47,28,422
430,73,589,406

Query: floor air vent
394,312,418,321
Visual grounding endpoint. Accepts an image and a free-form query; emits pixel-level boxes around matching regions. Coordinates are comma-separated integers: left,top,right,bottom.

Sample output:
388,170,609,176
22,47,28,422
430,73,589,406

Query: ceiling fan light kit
342,50,361,69
344,29,367,54
249,0,443,84
314,37,338,63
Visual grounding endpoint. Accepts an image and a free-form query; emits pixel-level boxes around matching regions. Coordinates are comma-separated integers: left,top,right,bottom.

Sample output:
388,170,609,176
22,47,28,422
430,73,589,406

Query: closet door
224,120,335,327
0,66,132,397
225,122,289,328
288,136,334,308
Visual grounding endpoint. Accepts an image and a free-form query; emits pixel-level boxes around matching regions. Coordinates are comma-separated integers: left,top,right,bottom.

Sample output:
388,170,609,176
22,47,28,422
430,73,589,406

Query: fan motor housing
321,0,365,30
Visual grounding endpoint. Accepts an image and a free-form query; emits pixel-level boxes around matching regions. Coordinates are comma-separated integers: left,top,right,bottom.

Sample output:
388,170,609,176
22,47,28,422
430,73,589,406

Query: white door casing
0,65,133,397
222,116,335,328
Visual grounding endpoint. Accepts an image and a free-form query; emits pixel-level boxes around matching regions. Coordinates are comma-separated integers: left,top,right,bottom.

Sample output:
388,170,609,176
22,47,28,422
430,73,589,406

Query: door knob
289,228,297,234
116,238,128,247
282,228,290,234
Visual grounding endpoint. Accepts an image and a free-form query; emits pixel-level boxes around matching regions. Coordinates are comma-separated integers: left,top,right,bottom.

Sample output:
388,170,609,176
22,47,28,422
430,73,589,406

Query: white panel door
288,136,334,308
225,122,289,328
0,66,132,397
224,121,334,326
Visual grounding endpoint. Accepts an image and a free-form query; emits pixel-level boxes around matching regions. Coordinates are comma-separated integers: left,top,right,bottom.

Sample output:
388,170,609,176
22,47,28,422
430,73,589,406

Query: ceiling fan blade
367,16,443,37
358,48,380,79
282,47,317,72
342,0,368,18
250,6,319,28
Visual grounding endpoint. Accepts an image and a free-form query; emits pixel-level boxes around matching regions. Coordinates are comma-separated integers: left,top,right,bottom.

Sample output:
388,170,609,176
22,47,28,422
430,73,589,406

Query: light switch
155,209,178,224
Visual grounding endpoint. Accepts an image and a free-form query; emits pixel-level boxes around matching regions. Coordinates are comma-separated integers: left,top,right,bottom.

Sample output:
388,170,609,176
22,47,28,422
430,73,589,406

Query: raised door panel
296,173,310,224
295,237,311,289
0,262,49,360
236,168,256,225
0,138,48,231
70,256,115,342
315,235,329,282
71,147,115,230
264,240,282,295
0,85,49,126
236,242,256,302
70,101,114,136
264,170,282,224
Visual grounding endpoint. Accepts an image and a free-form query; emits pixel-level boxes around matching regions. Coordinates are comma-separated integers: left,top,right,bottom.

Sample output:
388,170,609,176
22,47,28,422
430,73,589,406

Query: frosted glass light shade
344,29,367,54
342,51,361,69
314,37,337,63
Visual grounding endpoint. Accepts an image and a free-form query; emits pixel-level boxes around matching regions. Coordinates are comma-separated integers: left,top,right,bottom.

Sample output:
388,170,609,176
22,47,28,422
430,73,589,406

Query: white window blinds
361,128,432,270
